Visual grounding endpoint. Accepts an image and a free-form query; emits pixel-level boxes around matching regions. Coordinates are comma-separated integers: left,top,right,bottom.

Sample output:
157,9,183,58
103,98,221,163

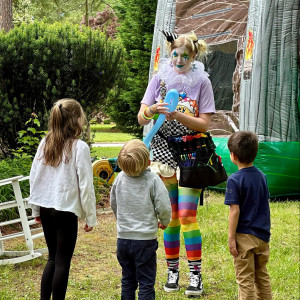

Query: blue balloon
143,89,179,148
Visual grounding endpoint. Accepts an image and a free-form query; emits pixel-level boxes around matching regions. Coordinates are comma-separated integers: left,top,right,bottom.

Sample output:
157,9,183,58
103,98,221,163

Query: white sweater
29,138,97,227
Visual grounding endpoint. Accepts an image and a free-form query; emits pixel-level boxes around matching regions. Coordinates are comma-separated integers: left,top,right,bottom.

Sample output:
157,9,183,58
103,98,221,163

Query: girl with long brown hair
29,98,97,300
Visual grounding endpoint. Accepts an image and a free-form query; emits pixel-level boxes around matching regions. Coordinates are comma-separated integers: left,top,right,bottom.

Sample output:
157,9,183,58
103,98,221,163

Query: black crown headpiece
161,30,178,43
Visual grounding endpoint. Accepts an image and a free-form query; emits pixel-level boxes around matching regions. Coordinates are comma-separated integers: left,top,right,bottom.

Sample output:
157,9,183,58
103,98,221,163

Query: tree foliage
104,0,158,137
81,6,119,39
0,21,126,156
12,0,34,26
12,0,118,26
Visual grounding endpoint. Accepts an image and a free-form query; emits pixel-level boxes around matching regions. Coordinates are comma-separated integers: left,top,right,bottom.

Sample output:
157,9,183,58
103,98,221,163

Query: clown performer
138,31,215,296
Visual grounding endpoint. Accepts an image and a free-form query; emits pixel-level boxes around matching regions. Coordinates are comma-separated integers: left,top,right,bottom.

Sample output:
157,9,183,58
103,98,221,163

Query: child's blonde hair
167,31,208,59
117,139,150,177
43,98,86,166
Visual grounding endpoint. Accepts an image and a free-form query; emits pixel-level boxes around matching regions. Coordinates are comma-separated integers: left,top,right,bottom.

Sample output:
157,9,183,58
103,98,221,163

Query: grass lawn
90,124,135,143
0,193,299,299
91,147,122,160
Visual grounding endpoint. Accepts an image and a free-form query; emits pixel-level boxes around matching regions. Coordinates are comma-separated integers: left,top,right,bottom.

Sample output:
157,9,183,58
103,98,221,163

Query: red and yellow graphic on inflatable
245,28,254,61
153,46,160,72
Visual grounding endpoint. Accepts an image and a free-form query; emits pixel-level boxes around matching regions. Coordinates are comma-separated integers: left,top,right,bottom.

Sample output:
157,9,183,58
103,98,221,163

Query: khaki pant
234,233,272,300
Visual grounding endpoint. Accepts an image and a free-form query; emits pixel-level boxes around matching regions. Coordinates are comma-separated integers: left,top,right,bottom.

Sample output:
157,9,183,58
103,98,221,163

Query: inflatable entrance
148,0,300,197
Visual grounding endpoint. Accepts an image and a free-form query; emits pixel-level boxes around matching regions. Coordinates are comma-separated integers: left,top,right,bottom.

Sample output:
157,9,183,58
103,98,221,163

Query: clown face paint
171,45,194,74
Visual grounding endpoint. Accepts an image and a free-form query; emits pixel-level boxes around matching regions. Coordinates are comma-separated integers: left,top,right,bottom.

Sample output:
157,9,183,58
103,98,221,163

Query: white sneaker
185,272,203,295
164,269,180,292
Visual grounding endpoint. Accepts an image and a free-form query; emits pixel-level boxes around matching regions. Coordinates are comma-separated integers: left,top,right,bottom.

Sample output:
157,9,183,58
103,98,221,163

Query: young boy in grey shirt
110,139,171,300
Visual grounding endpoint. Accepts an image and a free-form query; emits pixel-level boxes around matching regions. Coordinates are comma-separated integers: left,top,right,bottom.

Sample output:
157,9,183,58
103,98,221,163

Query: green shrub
13,114,46,159
90,118,98,125
93,177,111,207
0,158,32,221
0,21,127,156
103,118,111,124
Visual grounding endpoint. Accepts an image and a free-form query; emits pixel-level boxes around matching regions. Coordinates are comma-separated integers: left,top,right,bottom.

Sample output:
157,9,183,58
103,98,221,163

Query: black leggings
40,207,78,300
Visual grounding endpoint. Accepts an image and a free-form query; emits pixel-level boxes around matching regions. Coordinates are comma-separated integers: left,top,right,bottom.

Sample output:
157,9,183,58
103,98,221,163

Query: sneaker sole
185,289,203,296
164,286,180,292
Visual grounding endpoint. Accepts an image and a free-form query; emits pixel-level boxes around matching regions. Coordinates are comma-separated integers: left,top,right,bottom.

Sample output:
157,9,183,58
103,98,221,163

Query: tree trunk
0,0,13,32
85,0,88,27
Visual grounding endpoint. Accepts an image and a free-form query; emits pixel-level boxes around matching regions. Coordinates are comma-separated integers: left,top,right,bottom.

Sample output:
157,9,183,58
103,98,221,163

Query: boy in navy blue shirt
225,131,272,300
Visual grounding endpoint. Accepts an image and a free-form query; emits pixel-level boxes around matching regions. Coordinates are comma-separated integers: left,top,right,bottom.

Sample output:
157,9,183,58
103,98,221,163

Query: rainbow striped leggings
161,174,202,261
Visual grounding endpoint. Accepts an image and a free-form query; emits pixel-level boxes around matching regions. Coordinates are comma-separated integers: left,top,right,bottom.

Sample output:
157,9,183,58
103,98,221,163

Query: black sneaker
164,269,180,292
185,272,203,296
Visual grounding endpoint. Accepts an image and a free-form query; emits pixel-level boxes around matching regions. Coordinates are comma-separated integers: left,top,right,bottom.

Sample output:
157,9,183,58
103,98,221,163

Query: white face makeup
171,45,194,74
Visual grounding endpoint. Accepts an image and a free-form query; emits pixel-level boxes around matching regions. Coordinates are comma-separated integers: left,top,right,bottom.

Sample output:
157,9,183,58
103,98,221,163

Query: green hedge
0,21,127,155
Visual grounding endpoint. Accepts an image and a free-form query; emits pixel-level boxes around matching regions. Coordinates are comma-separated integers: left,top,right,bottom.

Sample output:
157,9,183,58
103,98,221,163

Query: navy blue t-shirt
224,166,271,242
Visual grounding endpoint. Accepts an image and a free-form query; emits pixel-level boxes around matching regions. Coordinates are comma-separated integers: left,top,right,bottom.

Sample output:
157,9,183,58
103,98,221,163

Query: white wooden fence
0,175,47,265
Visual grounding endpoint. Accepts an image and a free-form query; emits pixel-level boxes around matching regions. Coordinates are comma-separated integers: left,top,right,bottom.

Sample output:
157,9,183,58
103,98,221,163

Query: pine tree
105,0,157,136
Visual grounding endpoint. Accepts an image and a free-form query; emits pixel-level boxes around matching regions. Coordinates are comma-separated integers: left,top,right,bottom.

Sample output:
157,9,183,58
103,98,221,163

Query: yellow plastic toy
92,159,116,185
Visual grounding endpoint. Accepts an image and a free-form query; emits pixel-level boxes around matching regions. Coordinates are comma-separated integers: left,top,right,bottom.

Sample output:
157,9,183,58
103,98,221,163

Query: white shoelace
189,272,200,287
168,271,178,284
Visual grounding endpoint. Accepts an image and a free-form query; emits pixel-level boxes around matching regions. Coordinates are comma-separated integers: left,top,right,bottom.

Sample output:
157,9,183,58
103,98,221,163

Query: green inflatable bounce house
148,0,299,198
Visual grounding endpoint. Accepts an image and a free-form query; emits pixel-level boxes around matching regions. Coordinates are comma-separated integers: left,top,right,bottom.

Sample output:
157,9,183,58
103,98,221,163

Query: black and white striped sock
166,258,179,272
188,259,202,273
